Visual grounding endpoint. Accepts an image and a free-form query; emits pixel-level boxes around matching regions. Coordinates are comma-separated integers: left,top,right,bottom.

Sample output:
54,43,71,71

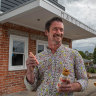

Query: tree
78,50,93,60
93,47,96,64
85,51,89,57
87,53,93,60
78,51,86,59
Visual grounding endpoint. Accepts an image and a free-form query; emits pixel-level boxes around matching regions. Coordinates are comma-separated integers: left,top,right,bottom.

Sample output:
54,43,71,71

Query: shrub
87,67,96,73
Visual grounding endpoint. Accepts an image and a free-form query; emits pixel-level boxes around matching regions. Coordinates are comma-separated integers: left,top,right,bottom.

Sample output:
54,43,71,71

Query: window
36,40,48,54
9,35,28,71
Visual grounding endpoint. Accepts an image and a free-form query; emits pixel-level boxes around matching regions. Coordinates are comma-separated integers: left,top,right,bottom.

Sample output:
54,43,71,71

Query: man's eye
53,28,58,31
52,28,64,32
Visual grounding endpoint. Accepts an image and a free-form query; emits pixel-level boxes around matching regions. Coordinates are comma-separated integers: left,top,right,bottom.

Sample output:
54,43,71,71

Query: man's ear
45,30,48,36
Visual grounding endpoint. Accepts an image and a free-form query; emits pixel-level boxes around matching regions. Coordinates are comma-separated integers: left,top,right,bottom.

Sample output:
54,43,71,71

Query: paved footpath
2,79,96,96
74,79,96,96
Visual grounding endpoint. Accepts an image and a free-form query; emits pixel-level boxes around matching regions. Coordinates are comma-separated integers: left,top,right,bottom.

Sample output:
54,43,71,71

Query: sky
58,0,96,53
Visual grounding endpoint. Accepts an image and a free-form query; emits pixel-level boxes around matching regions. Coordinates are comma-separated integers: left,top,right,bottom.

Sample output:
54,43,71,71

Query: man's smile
53,34,62,38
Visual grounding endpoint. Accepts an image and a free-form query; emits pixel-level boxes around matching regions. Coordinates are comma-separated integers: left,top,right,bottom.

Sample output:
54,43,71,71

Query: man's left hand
58,80,82,92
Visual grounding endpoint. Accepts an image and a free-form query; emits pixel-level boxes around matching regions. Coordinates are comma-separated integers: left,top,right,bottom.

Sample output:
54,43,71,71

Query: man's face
46,21,64,45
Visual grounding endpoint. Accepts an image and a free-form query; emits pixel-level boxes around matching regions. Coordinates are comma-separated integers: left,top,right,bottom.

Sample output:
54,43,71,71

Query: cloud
59,0,96,30
58,0,96,52
73,37,96,46
73,46,94,53
72,37,96,53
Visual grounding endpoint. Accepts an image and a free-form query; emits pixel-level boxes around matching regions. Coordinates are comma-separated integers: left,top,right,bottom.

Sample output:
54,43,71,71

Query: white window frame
36,40,48,54
9,35,28,71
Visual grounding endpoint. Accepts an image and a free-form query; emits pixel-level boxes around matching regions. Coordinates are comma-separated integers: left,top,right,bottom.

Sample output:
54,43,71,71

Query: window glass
38,45,44,53
13,40,24,53
12,53,23,66
12,40,24,66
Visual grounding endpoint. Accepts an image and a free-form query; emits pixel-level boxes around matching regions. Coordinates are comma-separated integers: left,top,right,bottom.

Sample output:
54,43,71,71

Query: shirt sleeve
24,66,39,91
74,50,88,91
24,54,45,91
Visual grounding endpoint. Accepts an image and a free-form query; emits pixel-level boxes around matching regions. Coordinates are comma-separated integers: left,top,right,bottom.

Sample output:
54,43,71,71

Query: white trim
8,35,28,71
36,40,48,54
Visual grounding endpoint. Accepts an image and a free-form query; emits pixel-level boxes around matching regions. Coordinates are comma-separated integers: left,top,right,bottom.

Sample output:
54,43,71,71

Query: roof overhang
0,0,96,40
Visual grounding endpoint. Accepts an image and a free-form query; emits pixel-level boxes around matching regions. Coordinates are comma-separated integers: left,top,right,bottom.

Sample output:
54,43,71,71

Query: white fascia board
40,0,96,35
0,0,40,23
40,0,63,17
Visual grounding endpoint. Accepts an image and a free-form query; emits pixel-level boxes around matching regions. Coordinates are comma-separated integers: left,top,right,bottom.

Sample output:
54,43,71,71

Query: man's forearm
26,71,35,84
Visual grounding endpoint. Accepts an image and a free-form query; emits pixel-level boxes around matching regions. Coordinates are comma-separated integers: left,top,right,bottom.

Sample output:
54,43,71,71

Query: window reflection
38,45,44,53
13,40,24,53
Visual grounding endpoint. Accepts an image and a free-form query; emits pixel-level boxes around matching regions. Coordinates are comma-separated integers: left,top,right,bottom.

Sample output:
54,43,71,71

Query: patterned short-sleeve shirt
24,44,88,96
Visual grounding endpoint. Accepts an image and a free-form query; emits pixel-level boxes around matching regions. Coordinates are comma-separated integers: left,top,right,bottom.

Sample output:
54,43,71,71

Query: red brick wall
0,23,72,95
0,24,37,95
28,34,36,55
0,26,9,95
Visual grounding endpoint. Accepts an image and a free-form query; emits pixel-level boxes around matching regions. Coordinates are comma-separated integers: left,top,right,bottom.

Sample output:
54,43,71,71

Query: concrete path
2,91,37,96
74,79,96,96
2,79,96,96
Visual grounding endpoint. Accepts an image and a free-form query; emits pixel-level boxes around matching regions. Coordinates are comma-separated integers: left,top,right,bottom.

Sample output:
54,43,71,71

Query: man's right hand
26,52,39,84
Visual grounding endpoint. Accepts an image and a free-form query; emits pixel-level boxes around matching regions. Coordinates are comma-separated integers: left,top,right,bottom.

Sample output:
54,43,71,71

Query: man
24,17,88,96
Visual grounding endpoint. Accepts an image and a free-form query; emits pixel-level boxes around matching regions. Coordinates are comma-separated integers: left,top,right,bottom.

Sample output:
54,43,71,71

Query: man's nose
57,29,62,34
57,30,64,36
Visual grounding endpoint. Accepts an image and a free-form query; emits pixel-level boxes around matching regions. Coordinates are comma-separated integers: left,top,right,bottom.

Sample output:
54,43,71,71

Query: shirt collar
46,44,63,54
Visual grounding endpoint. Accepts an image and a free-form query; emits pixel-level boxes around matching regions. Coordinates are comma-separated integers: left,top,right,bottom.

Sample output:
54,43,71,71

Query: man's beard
55,40,62,45
53,34,63,44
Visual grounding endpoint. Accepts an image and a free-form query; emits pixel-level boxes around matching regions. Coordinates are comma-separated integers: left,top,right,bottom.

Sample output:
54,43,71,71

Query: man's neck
48,43,61,54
